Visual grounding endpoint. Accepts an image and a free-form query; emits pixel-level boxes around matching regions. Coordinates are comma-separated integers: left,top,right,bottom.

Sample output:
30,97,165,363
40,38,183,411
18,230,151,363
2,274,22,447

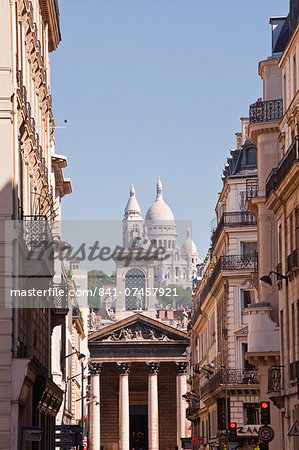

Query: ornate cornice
39,0,61,52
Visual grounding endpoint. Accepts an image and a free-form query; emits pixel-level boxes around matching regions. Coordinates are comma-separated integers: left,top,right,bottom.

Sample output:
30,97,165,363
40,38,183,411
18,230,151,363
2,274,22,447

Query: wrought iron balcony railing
249,99,283,124
221,253,258,271
211,211,256,248
266,136,299,199
52,282,68,309
22,215,52,252
201,368,259,397
186,400,199,419
192,254,258,323
268,366,284,392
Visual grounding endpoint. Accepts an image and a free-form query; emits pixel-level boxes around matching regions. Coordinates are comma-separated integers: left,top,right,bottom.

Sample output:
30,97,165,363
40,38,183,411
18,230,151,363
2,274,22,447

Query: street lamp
207,360,229,447
260,271,288,286
61,352,86,424
64,351,85,360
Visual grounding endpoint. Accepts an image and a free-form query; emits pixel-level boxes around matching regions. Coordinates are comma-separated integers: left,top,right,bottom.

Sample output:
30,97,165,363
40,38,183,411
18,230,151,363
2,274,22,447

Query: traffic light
260,401,271,424
229,422,237,440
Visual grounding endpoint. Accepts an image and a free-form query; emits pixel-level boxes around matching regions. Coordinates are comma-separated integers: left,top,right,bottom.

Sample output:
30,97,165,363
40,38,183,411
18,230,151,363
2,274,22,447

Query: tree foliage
88,270,116,312
156,284,192,308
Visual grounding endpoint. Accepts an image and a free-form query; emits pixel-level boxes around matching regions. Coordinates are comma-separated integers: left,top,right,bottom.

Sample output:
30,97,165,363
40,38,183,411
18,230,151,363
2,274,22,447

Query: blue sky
50,0,288,260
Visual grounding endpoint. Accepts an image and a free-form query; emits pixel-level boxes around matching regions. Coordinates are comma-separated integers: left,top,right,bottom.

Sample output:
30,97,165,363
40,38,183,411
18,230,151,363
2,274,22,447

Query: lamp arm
269,271,288,281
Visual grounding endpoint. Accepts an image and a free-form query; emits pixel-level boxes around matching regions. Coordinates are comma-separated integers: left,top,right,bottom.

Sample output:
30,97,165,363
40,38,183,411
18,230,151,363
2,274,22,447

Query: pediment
234,325,248,337
88,313,189,344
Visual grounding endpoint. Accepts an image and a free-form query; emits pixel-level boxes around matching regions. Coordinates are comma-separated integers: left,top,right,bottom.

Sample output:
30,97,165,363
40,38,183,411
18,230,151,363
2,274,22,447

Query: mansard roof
222,137,257,184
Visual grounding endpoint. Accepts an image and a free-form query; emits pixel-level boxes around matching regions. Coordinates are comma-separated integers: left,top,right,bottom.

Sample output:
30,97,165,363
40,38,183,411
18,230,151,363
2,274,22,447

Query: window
245,148,257,166
242,343,255,369
290,214,294,253
241,290,253,312
241,242,257,256
240,191,245,211
125,268,146,310
283,74,287,110
244,403,259,424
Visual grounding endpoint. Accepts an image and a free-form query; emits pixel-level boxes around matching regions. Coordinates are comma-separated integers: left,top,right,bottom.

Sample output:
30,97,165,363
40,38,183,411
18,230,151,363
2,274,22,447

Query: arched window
163,240,167,248
153,240,157,248
172,241,175,249
125,268,146,310
159,240,162,247
176,267,180,278
168,240,171,248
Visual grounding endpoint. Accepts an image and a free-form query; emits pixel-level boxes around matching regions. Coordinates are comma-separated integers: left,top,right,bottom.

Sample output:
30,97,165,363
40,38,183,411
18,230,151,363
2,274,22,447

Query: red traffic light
261,402,269,409
229,422,237,429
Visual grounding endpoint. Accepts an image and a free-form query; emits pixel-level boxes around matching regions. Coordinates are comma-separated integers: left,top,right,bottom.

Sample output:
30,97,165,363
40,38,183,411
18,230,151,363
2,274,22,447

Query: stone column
90,363,102,450
118,362,131,450
176,362,189,449
147,362,160,450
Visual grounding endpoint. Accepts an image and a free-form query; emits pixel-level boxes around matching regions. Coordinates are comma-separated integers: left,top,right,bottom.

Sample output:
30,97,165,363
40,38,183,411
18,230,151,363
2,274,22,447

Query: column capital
90,362,102,375
118,362,131,375
147,362,160,375
176,362,188,374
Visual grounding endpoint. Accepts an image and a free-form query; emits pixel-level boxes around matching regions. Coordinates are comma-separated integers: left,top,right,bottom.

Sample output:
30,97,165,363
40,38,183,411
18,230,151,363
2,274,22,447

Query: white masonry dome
145,178,175,222
181,227,197,257
124,185,142,220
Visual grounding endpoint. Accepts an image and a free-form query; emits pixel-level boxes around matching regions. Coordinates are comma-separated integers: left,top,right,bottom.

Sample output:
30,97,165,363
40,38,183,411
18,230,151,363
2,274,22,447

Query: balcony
266,136,299,199
192,254,258,324
221,254,258,271
268,366,284,393
249,99,283,124
211,211,256,248
186,400,199,420
201,368,259,398
22,215,52,253
52,282,68,309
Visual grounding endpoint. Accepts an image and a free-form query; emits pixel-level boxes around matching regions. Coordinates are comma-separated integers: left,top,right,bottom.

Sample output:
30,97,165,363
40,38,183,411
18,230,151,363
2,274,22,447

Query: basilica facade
122,179,199,290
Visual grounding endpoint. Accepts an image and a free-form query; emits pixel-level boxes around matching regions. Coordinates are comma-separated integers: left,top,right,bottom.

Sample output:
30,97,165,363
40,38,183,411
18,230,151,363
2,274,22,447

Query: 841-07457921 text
96,287,178,297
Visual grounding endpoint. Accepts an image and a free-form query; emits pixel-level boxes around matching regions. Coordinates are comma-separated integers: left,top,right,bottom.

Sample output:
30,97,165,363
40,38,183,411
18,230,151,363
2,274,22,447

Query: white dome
145,178,175,222
181,228,197,256
124,185,142,220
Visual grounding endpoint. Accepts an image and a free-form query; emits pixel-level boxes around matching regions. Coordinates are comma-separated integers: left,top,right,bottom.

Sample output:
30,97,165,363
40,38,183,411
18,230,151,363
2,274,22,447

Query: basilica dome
181,228,197,257
145,178,175,222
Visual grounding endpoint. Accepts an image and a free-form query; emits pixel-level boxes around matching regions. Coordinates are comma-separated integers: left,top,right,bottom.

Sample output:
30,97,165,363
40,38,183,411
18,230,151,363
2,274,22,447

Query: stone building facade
88,313,190,450
0,0,72,449
246,3,299,449
189,124,261,449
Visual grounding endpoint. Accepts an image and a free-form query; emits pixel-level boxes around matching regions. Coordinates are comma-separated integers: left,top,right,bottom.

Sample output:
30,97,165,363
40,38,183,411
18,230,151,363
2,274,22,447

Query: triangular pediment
88,313,189,344
234,325,248,337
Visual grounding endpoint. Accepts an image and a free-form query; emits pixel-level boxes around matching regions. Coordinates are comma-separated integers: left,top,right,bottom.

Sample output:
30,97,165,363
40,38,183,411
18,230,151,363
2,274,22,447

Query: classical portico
88,314,190,450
